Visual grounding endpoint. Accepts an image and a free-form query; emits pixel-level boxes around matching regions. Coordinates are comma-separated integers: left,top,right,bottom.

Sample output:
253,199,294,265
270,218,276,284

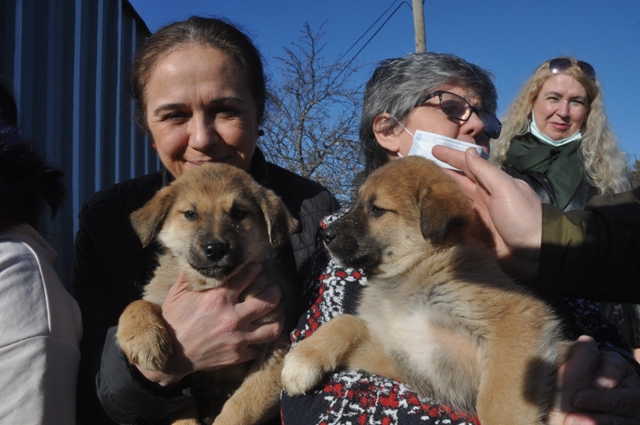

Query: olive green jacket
537,186,640,303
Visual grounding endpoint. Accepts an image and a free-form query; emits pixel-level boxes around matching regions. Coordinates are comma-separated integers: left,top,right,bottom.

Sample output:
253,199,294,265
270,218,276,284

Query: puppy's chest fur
354,244,563,412
358,248,489,368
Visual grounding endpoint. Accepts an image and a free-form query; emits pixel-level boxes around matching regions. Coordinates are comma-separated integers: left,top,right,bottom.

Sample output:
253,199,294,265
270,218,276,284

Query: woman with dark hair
0,78,82,424
70,16,339,424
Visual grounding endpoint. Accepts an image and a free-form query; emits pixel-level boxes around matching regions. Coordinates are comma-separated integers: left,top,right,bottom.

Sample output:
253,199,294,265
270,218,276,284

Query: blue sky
129,0,640,162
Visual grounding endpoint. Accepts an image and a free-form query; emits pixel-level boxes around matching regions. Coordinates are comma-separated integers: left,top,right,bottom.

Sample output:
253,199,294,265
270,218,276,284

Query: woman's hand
136,263,284,388
432,145,542,281
552,336,640,425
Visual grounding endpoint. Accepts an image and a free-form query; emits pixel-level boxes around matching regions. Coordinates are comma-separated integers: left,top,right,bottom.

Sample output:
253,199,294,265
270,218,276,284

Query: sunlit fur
282,156,572,425
117,163,298,425
492,56,630,195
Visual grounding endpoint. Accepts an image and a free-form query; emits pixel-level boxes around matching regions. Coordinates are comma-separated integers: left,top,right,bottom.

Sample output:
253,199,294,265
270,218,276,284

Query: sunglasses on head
415,90,502,139
548,57,596,79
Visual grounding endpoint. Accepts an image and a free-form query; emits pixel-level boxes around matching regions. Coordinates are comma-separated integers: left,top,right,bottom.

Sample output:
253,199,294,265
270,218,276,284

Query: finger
432,145,469,173
562,336,599,380
433,145,495,186
591,351,632,390
226,262,264,295
461,147,512,194
442,168,478,200
245,319,284,346
572,387,640,419
557,336,599,412
237,283,282,322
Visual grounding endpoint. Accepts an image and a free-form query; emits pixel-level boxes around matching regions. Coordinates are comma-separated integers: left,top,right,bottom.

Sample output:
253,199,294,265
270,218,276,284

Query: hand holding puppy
135,264,284,388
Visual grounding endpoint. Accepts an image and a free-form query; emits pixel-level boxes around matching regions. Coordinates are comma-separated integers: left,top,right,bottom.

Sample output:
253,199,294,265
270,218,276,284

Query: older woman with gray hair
280,52,639,425
360,52,499,174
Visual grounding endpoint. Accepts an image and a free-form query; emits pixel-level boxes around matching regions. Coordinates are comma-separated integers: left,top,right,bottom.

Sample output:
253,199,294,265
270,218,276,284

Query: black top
70,148,340,424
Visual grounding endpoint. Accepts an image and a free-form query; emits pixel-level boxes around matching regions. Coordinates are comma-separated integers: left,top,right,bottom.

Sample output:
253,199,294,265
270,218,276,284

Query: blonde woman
492,57,639,361
492,57,630,209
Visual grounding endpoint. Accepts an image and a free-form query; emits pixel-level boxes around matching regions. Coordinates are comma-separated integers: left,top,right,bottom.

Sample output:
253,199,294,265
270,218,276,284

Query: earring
152,143,156,149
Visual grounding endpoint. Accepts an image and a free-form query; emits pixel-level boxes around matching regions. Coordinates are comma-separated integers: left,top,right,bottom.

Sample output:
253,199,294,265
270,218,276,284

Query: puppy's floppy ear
130,186,176,247
255,187,299,249
418,178,471,244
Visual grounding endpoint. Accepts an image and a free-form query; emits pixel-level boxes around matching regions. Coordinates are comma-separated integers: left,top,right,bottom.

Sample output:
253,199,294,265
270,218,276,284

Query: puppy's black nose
204,241,229,261
322,226,337,245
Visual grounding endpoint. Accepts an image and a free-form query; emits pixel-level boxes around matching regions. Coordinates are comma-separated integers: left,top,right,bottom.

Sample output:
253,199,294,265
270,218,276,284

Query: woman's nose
188,115,217,150
556,101,570,117
463,111,485,138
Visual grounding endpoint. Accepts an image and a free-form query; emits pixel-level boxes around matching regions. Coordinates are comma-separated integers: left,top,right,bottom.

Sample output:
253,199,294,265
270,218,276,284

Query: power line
336,0,401,64
333,1,412,83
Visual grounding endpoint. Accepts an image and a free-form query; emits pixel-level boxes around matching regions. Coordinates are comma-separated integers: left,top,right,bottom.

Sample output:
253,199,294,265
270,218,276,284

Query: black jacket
70,148,340,424
503,161,640,349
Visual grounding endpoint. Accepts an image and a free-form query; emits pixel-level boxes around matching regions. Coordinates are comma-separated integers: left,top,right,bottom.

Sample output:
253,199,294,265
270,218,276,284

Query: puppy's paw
116,300,173,371
120,324,173,371
281,349,327,395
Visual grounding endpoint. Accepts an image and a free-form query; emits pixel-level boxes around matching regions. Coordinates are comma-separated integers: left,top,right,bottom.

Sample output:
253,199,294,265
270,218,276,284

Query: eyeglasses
549,57,596,79
415,90,502,139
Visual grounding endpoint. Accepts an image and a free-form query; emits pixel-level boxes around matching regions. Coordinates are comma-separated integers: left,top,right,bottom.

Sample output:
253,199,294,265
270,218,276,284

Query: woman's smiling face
145,44,260,178
532,74,588,141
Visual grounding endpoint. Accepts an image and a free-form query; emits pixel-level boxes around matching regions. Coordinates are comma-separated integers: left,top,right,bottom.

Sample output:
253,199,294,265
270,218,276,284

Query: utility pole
413,0,426,52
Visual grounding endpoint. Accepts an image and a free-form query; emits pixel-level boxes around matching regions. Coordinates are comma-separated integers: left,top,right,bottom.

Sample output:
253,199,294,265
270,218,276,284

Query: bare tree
260,23,364,203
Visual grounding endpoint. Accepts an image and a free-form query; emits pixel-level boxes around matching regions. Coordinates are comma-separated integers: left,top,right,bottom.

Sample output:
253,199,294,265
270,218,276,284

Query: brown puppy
281,156,571,424
117,163,298,425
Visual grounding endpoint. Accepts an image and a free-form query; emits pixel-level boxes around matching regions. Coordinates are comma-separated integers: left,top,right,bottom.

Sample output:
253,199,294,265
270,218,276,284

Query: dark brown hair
132,16,267,131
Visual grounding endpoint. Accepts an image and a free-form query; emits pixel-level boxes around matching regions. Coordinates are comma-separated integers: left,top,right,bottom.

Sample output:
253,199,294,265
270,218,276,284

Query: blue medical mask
393,116,489,171
529,111,582,147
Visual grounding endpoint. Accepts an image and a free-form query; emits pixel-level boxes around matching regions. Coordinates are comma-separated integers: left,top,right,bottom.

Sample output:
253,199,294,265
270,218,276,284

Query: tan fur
116,163,299,425
281,156,572,425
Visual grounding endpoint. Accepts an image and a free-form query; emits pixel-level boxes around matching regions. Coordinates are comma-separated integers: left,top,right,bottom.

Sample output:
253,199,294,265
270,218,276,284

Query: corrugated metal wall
1,0,159,285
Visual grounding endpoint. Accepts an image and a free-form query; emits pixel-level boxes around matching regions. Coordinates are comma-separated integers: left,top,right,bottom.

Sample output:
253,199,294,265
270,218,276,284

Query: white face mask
529,111,582,147
393,117,489,171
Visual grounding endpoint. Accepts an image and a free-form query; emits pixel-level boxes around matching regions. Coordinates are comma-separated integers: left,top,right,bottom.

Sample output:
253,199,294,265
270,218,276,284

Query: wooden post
413,0,426,52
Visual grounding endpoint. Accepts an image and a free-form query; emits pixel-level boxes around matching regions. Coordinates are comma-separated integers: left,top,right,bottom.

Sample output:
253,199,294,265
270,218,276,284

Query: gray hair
360,52,497,174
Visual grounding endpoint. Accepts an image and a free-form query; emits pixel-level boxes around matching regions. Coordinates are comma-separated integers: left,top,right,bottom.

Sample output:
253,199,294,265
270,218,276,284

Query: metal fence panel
1,0,156,285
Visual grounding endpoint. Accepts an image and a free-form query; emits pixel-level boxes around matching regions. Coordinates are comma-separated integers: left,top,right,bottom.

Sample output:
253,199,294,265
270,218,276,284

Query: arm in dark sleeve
98,327,192,424
71,201,192,424
536,186,640,303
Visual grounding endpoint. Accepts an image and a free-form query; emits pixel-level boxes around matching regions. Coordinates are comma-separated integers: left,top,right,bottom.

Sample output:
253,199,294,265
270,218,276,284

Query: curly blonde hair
491,57,630,194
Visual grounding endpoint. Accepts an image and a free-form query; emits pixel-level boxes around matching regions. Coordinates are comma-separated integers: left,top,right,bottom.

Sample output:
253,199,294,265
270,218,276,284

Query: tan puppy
281,156,571,425
117,163,298,425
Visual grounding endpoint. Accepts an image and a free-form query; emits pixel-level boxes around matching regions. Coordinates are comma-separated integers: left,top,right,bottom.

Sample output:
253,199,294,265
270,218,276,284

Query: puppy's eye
184,210,198,221
370,205,387,218
230,208,248,222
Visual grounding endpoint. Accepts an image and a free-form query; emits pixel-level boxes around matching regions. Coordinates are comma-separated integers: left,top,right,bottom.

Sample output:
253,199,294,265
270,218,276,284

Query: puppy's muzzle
204,240,229,262
189,238,240,278
322,226,337,246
